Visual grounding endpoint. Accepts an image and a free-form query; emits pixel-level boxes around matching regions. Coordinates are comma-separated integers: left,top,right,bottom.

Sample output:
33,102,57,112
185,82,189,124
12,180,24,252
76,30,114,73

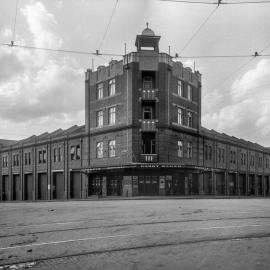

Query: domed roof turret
135,23,161,52
141,23,155,36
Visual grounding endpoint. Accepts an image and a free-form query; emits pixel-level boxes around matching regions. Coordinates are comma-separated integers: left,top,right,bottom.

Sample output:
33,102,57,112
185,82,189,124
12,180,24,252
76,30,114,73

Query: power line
0,42,123,57
11,0,19,45
211,41,270,91
1,42,270,60
161,0,270,4
179,6,218,54
98,0,119,52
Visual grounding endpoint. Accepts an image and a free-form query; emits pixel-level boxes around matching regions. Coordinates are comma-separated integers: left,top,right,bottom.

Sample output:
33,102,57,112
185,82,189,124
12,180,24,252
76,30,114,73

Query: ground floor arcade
1,167,270,201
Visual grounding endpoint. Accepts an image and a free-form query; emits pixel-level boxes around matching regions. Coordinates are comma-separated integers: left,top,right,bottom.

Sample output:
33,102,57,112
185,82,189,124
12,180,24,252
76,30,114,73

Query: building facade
1,26,270,200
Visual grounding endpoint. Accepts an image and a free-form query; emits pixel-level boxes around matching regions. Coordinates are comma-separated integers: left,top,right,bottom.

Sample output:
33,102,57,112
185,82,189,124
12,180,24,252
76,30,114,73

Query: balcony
141,89,157,100
140,154,158,163
141,120,156,131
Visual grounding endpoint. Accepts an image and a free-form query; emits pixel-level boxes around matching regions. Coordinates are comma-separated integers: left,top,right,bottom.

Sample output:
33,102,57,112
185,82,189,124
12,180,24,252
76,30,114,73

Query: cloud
0,2,84,139
21,2,62,48
202,59,270,146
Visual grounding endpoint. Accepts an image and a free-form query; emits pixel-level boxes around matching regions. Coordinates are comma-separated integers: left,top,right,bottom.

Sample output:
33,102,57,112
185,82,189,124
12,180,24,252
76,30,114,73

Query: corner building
1,26,270,200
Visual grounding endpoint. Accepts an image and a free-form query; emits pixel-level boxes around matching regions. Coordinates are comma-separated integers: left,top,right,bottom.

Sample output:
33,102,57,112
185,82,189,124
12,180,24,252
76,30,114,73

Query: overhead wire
161,0,270,4
1,42,269,59
179,6,219,54
11,0,19,45
211,41,270,91
98,0,119,52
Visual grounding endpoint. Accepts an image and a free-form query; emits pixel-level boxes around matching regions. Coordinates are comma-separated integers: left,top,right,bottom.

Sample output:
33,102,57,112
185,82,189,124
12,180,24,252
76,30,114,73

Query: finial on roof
146,22,149,28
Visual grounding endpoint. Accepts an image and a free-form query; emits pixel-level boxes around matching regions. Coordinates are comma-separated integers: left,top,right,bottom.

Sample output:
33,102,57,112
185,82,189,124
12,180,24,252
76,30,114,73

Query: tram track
0,215,270,239
1,232,270,268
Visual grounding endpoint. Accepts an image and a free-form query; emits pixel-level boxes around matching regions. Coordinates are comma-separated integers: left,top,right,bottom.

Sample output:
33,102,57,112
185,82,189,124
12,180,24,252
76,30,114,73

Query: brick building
1,26,270,200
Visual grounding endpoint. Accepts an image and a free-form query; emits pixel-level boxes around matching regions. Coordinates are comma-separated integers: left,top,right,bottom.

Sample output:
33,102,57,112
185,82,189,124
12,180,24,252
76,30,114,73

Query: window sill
172,93,198,105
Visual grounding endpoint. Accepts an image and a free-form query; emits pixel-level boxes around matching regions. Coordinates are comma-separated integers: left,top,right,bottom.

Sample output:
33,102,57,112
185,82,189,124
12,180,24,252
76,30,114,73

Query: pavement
0,199,270,269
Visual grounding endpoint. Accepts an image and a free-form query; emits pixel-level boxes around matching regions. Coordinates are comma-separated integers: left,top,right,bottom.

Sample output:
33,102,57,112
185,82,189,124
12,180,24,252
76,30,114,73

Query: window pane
177,80,183,96
109,107,116,124
178,140,183,157
109,140,116,157
97,83,103,99
97,142,103,158
97,110,103,127
109,79,115,96
178,108,183,125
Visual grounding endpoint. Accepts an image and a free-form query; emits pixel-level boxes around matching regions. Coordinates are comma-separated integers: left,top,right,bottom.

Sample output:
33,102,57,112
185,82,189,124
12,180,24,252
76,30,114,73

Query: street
0,199,270,269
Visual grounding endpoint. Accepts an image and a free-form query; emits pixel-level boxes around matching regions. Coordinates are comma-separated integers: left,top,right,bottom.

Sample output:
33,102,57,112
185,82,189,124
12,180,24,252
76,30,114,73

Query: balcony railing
141,120,156,131
140,154,158,163
141,89,157,100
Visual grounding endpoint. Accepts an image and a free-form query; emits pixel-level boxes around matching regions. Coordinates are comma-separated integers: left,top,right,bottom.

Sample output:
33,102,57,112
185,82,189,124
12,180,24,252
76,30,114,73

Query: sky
0,0,270,146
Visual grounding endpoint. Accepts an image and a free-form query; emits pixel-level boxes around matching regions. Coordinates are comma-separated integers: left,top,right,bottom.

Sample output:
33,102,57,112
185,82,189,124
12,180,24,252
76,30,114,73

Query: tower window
109,79,115,96
143,77,153,90
178,140,183,157
97,110,103,127
97,83,103,99
108,140,116,157
187,142,193,158
178,108,183,125
187,111,193,127
108,107,116,125
187,85,192,100
177,80,183,97
143,107,153,120
97,142,103,158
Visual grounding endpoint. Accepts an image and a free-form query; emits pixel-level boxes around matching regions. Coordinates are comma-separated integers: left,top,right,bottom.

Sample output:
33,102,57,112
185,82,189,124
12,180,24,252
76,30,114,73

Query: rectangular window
187,142,192,158
143,77,153,89
97,142,103,158
53,148,57,162
259,156,263,168
24,153,27,166
177,108,183,125
109,79,115,96
205,145,208,160
143,107,152,120
187,111,192,127
28,152,31,165
43,150,47,163
177,80,183,96
250,155,254,167
108,140,116,157
177,140,183,158
187,85,192,100
70,146,75,160
222,149,225,163
70,145,80,160
76,145,81,160
97,110,103,127
151,140,156,154
97,83,103,99
3,156,8,167
218,148,221,163
209,146,212,160
58,147,62,162
109,107,116,125
38,151,42,164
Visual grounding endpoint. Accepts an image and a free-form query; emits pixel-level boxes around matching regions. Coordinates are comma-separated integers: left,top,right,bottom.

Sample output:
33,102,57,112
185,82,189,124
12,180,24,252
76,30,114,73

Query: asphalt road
0,199,270,270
